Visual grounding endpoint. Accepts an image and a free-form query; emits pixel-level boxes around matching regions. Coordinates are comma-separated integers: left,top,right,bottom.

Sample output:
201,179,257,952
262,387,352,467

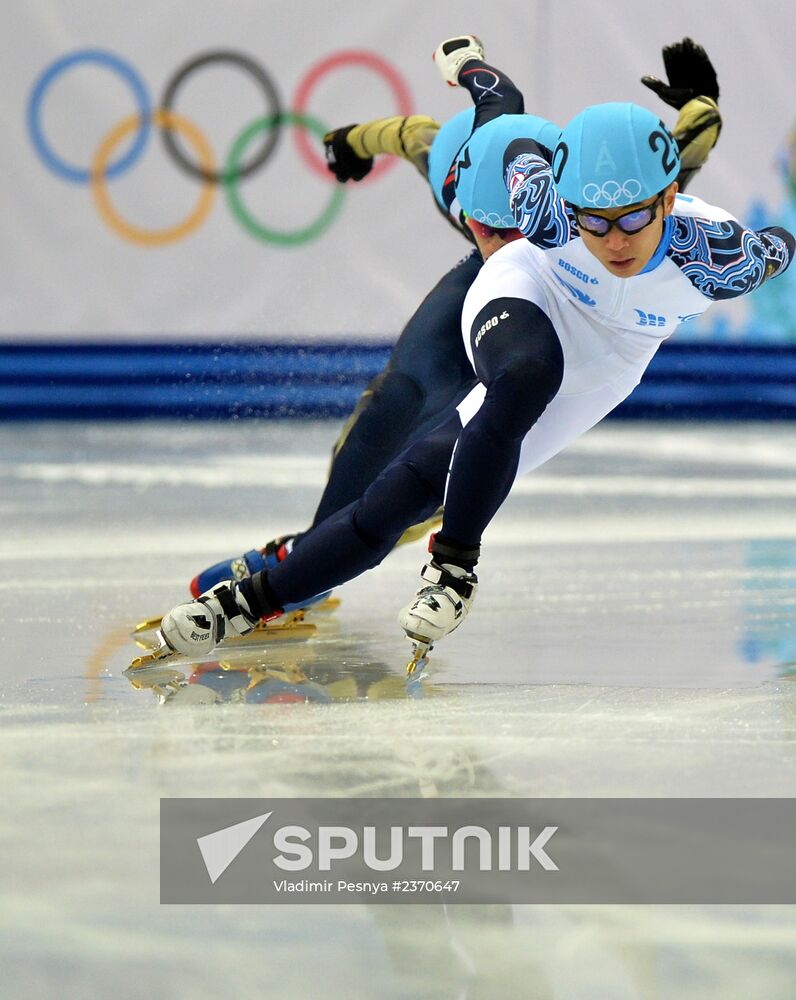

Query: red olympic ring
293,50,413,184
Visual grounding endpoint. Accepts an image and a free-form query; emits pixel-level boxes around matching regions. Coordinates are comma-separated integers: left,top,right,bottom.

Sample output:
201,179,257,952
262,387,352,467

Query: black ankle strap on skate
198,583,256,642
422,561,477,600
249,571,283,619
429,532,481,571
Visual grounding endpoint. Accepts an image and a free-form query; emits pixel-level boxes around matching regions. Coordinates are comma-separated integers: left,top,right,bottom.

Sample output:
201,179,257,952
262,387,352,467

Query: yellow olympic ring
90,109,216,247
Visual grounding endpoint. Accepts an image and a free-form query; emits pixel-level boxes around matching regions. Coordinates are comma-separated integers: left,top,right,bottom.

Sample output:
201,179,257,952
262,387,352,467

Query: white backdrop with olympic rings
2,0,795,344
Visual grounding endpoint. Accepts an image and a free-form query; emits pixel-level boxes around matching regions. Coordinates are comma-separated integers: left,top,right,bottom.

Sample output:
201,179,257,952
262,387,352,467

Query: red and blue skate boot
190,534,297,597
190,534,332,613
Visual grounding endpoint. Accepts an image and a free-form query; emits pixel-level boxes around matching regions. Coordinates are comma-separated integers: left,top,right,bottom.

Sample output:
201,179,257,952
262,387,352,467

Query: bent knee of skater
484,358,563,437
374,370,426,413
355,371,426,446
355,458,444,544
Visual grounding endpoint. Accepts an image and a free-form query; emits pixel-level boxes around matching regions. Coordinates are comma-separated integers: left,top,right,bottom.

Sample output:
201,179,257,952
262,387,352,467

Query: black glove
641,37,720,110
323,125,374,183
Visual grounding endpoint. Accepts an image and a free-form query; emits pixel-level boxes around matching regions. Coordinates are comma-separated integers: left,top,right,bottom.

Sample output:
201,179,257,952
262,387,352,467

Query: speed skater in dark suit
158,35,791,665
190,36,725,599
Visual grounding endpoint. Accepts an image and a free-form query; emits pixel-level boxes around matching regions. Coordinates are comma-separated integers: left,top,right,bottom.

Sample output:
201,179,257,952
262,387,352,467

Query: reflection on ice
123,627,435,706
3,421,796,998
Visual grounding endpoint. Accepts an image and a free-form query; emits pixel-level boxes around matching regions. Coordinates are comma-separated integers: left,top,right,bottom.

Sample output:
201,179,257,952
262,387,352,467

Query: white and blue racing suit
238,61,793,614
457,189,793,479
435,59,795,552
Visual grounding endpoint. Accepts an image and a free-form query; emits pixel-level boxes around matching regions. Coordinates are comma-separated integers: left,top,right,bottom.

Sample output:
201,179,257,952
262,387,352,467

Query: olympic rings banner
27,48,412,249
3,0,796,344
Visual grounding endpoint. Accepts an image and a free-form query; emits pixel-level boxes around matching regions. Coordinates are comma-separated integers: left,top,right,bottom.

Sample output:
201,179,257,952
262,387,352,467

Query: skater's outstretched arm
440,34,725,232
434,35,524,128
322,115,442,183
641,37,722,193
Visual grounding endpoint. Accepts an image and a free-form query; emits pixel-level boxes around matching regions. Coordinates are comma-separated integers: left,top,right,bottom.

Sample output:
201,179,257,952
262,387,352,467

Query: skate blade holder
305,595,341,615
404,632,433,676
128,629,178,670
130,614,317,652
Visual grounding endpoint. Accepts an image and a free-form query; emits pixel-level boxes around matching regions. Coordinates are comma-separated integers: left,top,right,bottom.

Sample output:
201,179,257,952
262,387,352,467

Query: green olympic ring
225,111,345,247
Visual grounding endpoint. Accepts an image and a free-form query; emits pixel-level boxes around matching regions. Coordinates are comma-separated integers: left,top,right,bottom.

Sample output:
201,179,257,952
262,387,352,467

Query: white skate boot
161,581,259,657
433,35,485,87
399,561,478,672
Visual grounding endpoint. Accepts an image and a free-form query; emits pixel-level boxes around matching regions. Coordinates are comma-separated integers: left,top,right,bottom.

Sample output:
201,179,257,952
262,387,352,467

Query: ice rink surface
2,419,795,998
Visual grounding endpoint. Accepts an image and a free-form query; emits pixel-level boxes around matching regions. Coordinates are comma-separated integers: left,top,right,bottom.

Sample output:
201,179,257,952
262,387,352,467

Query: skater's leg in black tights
308,252,481,528
239,417,461,615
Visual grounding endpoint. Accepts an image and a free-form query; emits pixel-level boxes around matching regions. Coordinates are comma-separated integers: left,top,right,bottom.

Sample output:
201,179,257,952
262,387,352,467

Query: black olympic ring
160,49,283,184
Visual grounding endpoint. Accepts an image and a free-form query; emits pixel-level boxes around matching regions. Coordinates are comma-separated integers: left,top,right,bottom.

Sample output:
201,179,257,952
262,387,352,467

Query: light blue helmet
552,102,679,209
428,107,475,210
454,113,561,227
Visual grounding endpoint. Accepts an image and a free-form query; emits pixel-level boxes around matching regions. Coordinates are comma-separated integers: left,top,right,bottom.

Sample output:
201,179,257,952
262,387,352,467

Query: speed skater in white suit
159,36,794,667
190,36,724,598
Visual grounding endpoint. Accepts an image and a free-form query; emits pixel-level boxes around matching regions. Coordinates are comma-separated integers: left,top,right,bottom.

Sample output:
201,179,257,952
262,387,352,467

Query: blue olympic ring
27,49,152,184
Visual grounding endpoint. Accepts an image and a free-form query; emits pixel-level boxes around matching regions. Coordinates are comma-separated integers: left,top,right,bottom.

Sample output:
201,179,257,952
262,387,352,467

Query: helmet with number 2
454,113,561,227
428,108,475,210
552,102,680,209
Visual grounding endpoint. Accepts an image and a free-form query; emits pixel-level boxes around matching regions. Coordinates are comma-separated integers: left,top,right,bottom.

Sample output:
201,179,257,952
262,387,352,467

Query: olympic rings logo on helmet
27,48,413,248
470,208,516,228
581,179,643,209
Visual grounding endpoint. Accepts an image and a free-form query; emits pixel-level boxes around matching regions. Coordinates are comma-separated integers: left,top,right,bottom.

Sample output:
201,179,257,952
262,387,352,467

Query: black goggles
572,192,665,238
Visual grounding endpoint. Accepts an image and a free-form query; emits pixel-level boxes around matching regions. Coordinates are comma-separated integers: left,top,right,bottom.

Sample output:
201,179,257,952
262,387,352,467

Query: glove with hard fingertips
641,36,720,110
323,125,374,182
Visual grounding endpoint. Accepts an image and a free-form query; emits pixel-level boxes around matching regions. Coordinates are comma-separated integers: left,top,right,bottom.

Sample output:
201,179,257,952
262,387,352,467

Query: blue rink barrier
2,341,796,420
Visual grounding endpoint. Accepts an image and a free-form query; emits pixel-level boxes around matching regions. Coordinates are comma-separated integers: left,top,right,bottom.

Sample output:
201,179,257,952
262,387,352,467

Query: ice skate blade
129,631,177,669
131,615,316,650
404,632,433,676
132,615,165,639
306,596,341,615
232,621,317,643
